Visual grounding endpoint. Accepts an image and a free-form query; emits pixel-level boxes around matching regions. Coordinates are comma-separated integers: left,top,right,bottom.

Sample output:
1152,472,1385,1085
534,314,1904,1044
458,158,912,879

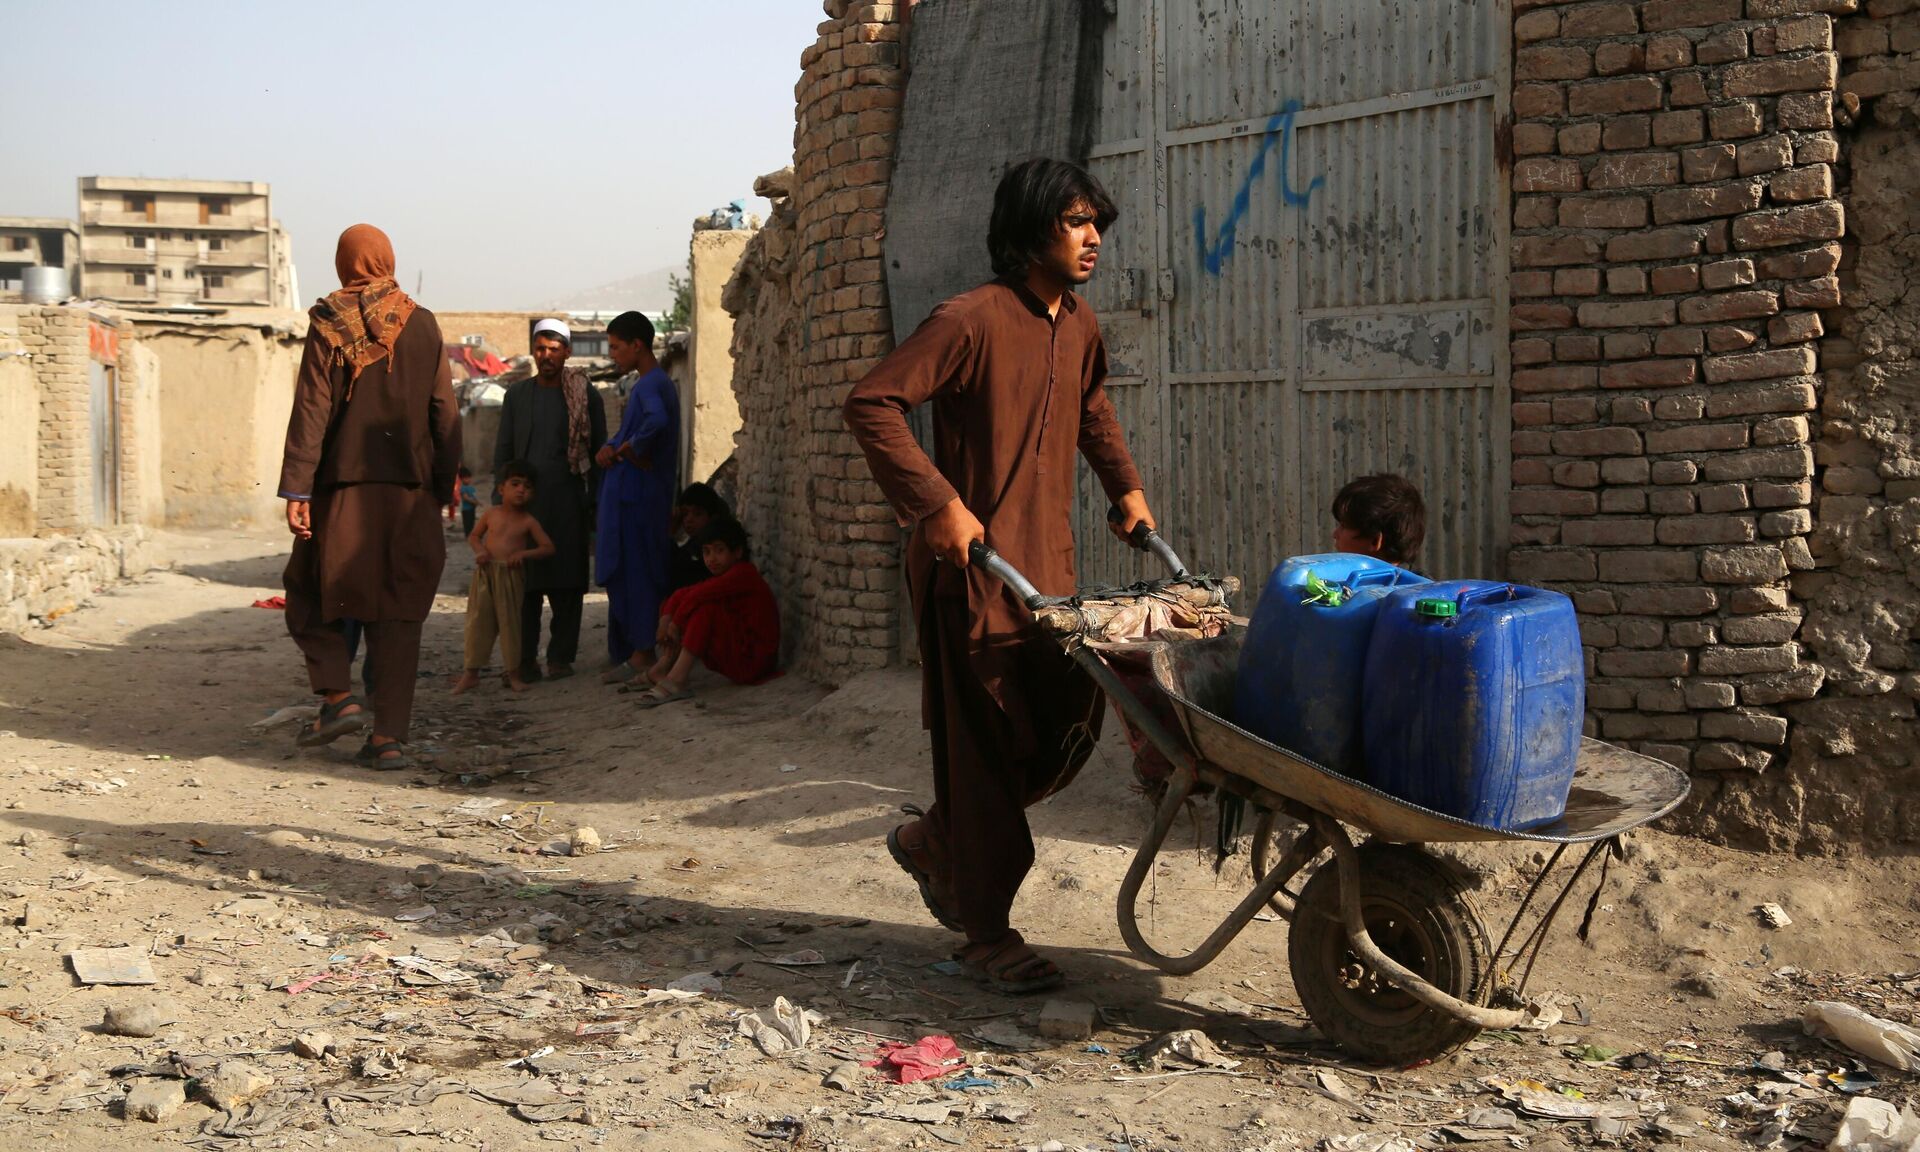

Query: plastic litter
1125,1029,1242,1072
1804,1002,1920,1071
868,1035,967,1084
737,996,826,1055
1827,1096,1920,1152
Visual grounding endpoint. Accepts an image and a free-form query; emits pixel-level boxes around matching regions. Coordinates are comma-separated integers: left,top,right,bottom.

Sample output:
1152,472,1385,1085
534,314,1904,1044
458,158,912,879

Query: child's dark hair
694,517,750,559
987,158,1119,278
1332,474,1426,565
676,481,731,519
457,464,473,478
500,459,536,487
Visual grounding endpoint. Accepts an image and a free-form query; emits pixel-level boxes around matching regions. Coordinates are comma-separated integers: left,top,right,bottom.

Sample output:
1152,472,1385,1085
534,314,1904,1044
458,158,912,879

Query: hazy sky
2,1,822,310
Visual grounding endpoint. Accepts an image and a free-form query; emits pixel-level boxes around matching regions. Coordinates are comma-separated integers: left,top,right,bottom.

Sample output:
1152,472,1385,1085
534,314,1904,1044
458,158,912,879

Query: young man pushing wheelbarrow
844,158,1156,994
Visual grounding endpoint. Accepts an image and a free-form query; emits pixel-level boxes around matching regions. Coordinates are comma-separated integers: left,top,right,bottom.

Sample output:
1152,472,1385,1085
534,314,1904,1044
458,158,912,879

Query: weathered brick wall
24,306,93,535
0,527,161,636
725,0,906,684
1745,0,1920,849
1508,0,1846,839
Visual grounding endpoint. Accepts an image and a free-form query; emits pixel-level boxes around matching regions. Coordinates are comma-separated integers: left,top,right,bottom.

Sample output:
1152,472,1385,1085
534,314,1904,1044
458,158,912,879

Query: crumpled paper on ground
1126,1029,1242,1071
1828,1096,1920,1152
867,1035,967,1084
738,996,827,1055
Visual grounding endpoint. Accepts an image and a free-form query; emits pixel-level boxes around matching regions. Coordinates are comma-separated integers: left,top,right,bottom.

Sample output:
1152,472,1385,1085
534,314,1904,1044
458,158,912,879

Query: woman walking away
279,224,461,770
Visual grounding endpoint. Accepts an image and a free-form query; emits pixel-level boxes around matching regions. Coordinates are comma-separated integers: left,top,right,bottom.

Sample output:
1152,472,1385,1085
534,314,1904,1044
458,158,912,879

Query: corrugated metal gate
1077,0,1510,596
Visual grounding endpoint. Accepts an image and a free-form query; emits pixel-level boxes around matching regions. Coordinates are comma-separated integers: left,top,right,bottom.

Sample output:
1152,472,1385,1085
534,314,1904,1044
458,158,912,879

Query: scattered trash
1487,1077,1638,1120
1805,1001,1920,1071
392,905,437,923
1126,1029,1242,1072
1323,1136,1415,1152
1827,1095,1920,1152
389,955,474,985
100,1000,168,1038
779,763,800,773
1037,999,1098,1041
945,1074,998,1091
824,1061,864,1092
502,1046,556,1070
869,1035,967,1084
1315,1068,1360,1103
248,704,320,730
1757,902,1793,929
569,827,601,856
1466,1107,1522,1130
738,996,827,1055
68,947,158,986
249,597,286,610
665,972,722,995
1085,1043,1109,1054
124,1080,186,1123
768,949,827,966
355,1048,409,1080
861,1100,960,1125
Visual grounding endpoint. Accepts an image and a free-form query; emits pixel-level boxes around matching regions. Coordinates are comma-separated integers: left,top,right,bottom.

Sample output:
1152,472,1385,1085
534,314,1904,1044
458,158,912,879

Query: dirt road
0,528,1915,1150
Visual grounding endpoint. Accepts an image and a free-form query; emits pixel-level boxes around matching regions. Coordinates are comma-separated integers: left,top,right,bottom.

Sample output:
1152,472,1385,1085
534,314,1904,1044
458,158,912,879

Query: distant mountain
532,264,681,314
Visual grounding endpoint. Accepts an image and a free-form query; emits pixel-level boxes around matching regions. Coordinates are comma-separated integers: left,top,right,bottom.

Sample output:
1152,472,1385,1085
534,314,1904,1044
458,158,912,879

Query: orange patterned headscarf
310,224,418,390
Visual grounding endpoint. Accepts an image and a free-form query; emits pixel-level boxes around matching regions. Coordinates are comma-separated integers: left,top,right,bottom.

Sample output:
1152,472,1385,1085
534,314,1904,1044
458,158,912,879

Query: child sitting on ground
669,482,732,592
454,461,555,695
630,517,780,708
1331,473,1427,570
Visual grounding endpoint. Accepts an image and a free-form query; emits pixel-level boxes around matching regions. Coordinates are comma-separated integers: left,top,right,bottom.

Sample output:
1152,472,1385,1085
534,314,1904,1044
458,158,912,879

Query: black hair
694,517,750,559
1332,474,1427,566
675,481,731,519
987,158,1119,279
608,310,655,346
500,459,536,487
457,464,473,477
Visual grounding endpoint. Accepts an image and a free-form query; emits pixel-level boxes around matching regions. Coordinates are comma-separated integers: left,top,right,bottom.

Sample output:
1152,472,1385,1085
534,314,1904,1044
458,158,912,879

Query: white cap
532,318,572,343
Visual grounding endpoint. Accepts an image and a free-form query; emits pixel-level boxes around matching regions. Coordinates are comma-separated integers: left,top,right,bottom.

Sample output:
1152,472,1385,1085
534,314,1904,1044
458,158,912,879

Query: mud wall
687,229,754,487
0,311,41,536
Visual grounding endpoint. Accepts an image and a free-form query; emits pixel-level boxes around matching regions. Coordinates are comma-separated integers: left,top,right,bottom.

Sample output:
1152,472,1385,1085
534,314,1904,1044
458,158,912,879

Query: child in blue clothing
457,466,480,535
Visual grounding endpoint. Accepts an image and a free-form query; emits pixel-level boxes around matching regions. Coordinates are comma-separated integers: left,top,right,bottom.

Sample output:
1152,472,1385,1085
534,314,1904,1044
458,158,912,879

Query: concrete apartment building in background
0,217,79,299
78,177,296,309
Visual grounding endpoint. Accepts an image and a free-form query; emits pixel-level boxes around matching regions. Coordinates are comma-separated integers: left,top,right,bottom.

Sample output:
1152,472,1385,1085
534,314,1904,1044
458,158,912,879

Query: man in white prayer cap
490,318,606,681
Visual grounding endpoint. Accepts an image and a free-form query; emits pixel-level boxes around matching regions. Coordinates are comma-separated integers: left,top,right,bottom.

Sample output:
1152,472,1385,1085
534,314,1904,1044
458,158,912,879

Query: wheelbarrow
968,524,1690,1066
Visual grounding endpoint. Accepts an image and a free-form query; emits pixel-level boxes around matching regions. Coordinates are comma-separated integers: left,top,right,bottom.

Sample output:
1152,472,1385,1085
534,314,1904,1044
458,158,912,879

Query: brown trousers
919,595,1103,940
463,563,524,671
285,599,425,740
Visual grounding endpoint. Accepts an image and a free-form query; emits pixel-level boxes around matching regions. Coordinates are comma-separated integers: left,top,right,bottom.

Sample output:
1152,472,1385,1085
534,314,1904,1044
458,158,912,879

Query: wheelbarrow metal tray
1148,629,1689,845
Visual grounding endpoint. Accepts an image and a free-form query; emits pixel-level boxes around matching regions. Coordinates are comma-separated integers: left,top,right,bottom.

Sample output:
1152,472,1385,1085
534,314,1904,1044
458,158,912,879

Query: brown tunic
279,306,461,623
845,277,1142,737
845,278,1143,938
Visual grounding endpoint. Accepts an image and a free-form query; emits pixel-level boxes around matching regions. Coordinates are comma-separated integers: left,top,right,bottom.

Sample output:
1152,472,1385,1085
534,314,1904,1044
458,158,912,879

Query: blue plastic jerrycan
1232,554,1429,774
1361,580,1585,830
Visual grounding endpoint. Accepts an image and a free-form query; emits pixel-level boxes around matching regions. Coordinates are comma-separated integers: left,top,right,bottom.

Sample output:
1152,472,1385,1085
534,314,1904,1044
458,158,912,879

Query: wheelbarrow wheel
1287,842,1490,1066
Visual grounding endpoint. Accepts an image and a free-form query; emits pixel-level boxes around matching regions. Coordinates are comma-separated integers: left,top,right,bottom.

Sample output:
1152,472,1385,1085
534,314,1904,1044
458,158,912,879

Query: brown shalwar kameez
280,299,460,740
844,277,1143,940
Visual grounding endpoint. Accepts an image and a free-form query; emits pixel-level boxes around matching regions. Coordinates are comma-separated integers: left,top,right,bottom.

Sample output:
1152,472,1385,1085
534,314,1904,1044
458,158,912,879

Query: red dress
662,561,780,684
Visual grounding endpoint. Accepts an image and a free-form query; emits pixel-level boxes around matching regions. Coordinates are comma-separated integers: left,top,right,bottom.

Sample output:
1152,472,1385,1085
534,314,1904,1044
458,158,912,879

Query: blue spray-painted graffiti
1194,101,1325,276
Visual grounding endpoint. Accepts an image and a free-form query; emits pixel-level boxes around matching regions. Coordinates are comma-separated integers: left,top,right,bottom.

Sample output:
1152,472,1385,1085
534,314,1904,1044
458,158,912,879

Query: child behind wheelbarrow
1332,474,1426,571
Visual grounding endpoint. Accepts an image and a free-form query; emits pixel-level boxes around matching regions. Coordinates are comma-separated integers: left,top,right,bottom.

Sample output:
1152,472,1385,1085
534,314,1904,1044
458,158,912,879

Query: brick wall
725,0,906,684
1510,0,1918,849
25,306,93,534
1508,0,1841,812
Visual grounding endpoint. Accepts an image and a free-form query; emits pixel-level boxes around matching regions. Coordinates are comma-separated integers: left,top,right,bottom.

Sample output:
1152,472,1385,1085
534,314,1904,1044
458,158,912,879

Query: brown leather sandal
953,931,1065,995
887,816,962,932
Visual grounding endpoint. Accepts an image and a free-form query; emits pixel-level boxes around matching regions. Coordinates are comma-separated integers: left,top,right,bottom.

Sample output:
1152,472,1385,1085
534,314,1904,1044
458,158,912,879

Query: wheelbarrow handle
966,540,1049,611
1106,505,1191,582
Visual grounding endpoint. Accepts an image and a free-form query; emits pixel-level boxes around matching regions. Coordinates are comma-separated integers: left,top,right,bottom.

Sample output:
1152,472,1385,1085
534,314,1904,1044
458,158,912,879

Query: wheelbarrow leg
1310,814,1557,1032
1116,766,1318,976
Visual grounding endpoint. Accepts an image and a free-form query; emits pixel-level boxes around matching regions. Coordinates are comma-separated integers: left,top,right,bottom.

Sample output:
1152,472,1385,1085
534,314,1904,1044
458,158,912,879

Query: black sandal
355,739,414,771
296,695,368,747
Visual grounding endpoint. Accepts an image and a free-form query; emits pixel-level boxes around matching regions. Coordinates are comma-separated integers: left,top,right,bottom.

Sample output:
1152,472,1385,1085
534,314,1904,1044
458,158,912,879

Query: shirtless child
453,461,555,694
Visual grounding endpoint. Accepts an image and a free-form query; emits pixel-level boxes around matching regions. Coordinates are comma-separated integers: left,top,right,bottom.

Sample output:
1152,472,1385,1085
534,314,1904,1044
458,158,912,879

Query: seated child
454,460,555,694
1331,473,1426,570
632,517,780,708
669,482,732,592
